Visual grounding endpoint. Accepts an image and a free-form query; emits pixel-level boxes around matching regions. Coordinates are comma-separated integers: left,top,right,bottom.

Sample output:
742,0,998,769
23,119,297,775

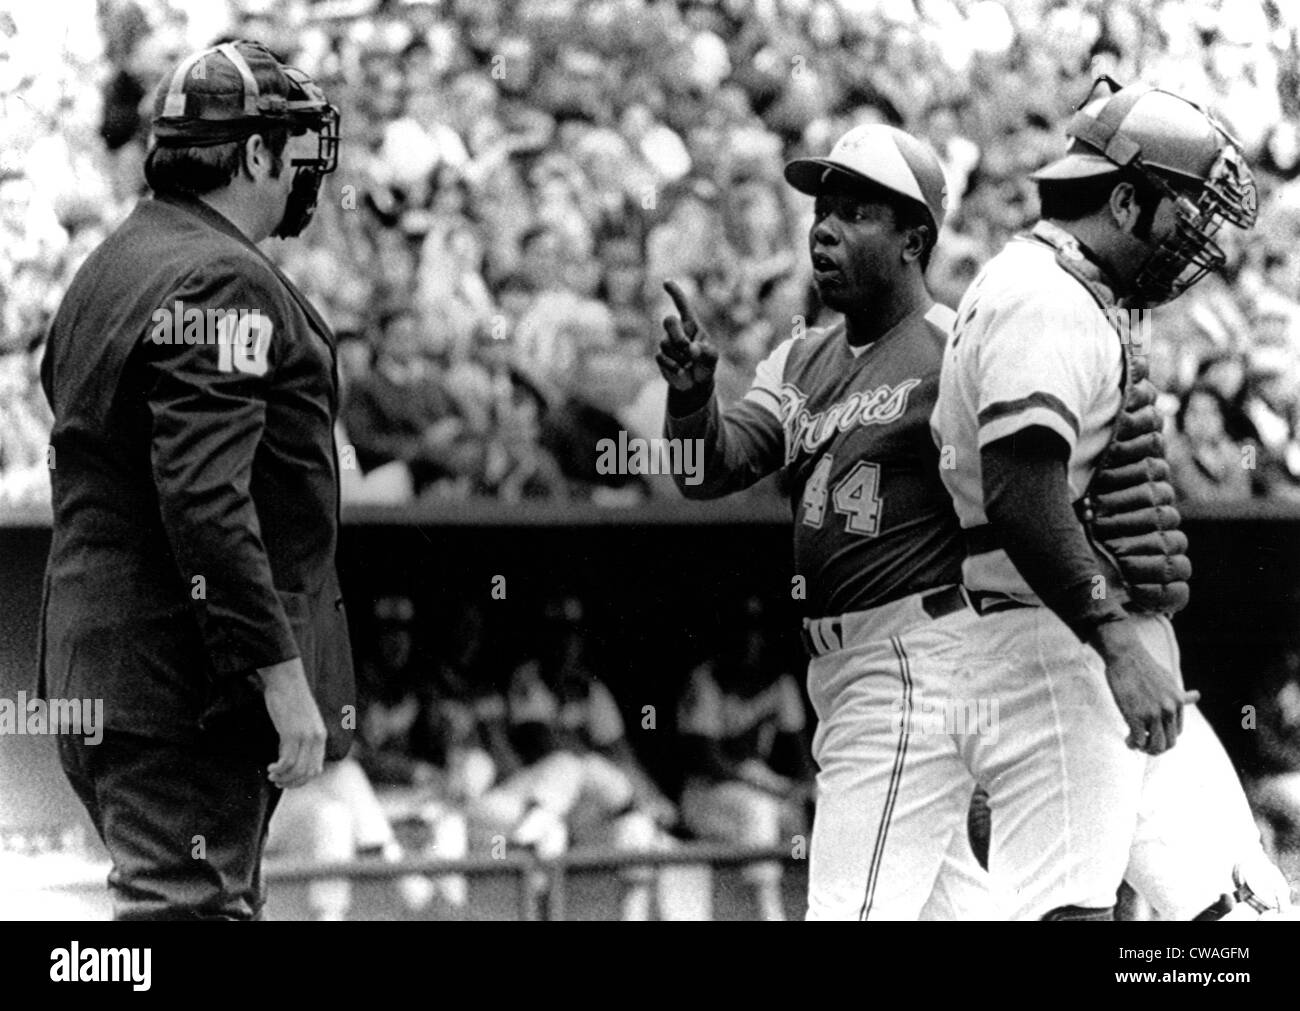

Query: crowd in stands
7,0,1300,508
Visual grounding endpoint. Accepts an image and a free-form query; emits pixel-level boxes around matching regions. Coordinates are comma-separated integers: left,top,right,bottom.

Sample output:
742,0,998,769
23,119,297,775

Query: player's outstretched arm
657,280,784,499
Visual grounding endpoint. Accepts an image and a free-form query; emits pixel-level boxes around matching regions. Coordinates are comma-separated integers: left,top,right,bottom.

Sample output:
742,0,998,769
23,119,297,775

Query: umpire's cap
150,39,337,164
785,124,949,233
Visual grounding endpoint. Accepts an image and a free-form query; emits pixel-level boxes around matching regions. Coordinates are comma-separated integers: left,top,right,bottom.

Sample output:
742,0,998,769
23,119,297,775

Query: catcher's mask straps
1041,905,1114,921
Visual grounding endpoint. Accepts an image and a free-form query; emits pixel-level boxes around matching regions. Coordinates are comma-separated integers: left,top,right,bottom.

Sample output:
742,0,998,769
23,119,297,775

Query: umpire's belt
801,584,1034,658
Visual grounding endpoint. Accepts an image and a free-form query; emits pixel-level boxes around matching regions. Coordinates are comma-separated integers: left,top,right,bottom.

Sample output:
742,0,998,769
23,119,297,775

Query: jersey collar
842,298,934,357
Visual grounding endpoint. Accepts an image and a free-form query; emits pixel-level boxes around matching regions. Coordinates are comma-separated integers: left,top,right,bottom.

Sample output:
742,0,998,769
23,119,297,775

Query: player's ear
238,134,262,183
241,133,277,183
1108,180,1141,233
901,223,929,266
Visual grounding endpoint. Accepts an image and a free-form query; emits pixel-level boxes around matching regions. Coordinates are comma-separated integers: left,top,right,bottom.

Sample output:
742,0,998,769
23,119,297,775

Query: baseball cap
151,40,304,147
785,124,949,232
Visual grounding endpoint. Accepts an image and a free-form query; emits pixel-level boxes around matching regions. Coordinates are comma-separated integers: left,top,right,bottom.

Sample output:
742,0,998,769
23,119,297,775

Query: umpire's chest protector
39,193,355,758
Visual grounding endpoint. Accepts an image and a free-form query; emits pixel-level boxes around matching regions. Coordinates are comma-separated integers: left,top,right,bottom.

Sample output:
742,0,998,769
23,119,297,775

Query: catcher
932,77,1289,920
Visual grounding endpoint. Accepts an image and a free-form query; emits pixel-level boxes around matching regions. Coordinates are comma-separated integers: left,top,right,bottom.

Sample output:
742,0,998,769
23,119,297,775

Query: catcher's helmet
784,124,949,236
1034,77,1257,304
148,40,339,236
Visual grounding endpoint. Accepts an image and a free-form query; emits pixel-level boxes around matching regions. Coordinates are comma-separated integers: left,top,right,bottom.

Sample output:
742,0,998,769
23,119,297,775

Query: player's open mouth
811,252,841,284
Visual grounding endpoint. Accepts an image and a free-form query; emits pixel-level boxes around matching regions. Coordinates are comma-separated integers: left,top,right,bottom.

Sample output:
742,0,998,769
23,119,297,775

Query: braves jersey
930,227,1123,600
666,303,963,617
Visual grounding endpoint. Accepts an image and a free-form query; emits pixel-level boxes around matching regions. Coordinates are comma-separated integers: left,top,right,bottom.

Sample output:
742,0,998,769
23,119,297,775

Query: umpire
38,40,354,920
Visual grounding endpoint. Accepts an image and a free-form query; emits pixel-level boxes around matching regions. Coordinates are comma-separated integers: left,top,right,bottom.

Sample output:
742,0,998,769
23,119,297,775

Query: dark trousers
59,729,282,920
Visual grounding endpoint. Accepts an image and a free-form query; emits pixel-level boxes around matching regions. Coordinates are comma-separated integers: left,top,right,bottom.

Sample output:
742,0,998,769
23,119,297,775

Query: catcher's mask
1034,77,1258,305
150,40,339,238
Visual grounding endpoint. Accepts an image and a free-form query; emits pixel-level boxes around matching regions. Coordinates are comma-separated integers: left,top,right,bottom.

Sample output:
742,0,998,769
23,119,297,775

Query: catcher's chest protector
1027,221,1192,616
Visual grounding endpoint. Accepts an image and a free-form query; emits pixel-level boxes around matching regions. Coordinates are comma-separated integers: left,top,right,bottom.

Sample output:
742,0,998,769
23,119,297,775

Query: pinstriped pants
809,602,1153,921
805,602,998,920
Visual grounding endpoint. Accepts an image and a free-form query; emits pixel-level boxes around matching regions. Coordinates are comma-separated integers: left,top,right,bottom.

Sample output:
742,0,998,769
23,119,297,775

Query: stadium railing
31,844,801,921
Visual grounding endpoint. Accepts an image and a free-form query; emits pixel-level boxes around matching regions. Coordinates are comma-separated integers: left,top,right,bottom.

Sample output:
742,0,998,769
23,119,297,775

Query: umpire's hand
658,280,719,412
257,656,327,788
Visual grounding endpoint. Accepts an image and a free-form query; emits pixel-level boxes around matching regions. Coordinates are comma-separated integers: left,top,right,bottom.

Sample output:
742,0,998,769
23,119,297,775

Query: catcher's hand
658,280,719,395
1087,619,1199,755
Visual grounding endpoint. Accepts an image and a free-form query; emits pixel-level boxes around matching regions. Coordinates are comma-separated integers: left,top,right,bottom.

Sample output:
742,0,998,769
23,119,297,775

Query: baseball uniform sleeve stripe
859,635,913,920
977,393,1080,450
742,336,798,422
743,385,782,416
963,257,1109,455
808,622,830,655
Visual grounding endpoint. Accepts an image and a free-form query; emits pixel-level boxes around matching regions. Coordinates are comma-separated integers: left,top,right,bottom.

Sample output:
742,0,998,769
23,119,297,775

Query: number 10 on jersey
800,455,883,535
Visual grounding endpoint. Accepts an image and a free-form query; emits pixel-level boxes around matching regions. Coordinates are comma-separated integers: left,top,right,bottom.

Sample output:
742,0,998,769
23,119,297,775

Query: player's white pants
804,596,997,920
948,605,1148,920
1124,614,1289,919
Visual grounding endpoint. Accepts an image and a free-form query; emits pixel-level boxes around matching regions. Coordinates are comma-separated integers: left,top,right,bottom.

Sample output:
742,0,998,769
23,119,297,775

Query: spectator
0,339,52,507
1250,652,1300,862
676,597,814,921
471,597,674,920
355,595,486,910
1240,348,1300,497
1167,384,1255,500
341,308,482,498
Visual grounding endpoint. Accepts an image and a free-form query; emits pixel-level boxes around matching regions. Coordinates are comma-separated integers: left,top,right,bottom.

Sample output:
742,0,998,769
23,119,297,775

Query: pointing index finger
663,280,698,339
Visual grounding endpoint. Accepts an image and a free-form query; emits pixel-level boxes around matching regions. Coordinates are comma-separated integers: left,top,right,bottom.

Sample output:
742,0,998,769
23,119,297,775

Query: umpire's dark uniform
39,187,355,918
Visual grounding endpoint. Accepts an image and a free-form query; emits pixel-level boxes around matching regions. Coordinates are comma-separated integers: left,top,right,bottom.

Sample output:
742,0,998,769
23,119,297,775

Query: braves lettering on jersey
930,233,1123,601
666,303,962,617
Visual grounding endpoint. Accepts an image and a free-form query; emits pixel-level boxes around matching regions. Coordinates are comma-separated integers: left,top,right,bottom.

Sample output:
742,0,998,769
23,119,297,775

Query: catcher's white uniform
933,224,1290,919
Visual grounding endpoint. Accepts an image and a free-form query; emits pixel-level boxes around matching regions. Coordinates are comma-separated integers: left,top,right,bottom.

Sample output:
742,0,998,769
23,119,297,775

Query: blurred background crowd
6,0,1300,506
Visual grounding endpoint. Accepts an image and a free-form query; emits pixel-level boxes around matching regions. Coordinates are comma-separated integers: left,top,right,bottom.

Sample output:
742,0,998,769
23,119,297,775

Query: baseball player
676,597,815,921
470,598,674,920
659,124,997,920
931,78,1283,920
40,40,351,919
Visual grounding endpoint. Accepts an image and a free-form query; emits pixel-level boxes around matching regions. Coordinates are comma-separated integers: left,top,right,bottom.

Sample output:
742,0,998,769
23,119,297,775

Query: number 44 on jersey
801,455,883,535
